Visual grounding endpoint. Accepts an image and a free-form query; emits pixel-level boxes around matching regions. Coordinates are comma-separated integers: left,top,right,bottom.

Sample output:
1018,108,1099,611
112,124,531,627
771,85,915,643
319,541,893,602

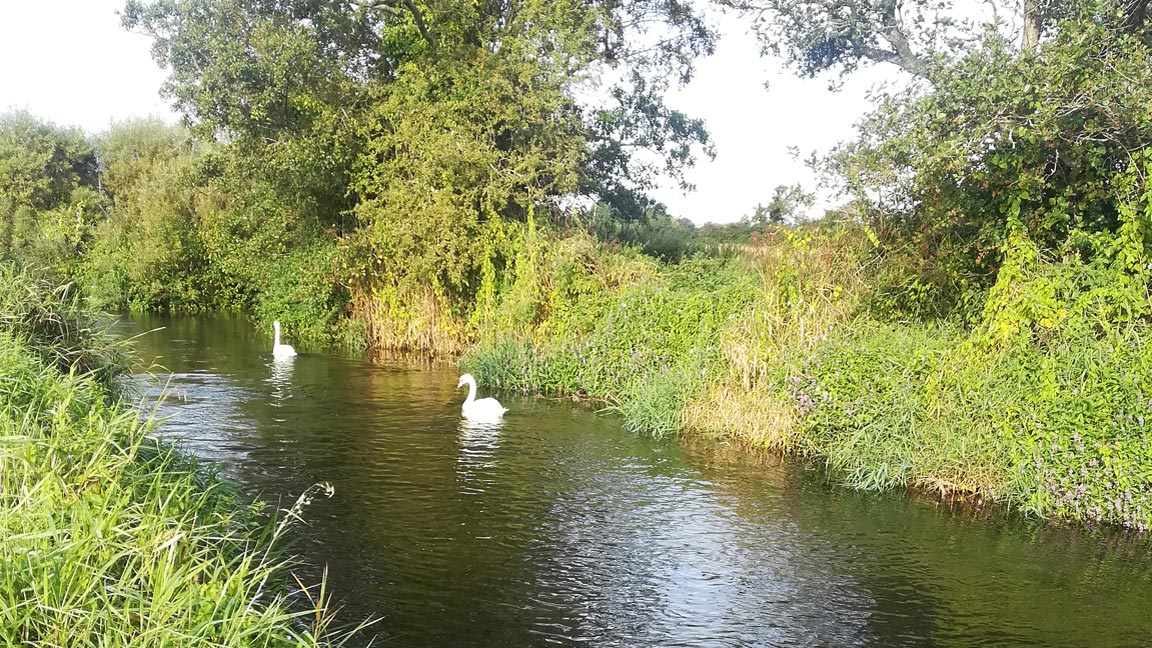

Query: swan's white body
457,374,507,420
272,321,297,359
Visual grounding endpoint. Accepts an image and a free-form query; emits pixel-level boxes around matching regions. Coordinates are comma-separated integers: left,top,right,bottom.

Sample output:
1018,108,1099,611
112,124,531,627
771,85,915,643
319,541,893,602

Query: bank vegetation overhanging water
4,0,1152,536
0,266,352,645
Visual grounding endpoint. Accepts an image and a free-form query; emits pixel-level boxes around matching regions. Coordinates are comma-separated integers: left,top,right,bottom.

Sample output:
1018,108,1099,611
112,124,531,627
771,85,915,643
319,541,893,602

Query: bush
255,242,350,348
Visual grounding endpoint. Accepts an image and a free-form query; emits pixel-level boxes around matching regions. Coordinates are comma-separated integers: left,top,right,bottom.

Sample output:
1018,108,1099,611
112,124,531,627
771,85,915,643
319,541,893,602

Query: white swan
457,373,507,419
272,320,297,359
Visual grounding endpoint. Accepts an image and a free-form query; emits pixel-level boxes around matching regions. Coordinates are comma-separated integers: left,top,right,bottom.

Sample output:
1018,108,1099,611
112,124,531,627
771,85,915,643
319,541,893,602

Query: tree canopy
122,0,718,214
718,0,1150,79
719,0,1152,320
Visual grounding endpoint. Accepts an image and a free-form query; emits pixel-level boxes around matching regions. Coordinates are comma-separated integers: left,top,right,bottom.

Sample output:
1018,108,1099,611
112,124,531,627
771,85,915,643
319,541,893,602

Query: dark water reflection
115,314,1152,648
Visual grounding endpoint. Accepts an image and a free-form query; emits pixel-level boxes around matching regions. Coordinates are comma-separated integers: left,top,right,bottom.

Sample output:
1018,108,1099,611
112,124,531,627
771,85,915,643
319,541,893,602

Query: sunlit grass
682,383,795,450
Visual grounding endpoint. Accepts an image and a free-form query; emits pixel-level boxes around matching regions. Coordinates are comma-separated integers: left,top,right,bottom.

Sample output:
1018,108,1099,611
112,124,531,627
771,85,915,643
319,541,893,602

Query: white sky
0,1,900,225
0,1,173,132
649,13,894,222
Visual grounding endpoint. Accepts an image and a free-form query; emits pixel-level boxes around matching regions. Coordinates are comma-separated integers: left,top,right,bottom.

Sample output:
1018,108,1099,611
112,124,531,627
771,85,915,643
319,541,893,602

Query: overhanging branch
355,0,437,48
877,0,929,76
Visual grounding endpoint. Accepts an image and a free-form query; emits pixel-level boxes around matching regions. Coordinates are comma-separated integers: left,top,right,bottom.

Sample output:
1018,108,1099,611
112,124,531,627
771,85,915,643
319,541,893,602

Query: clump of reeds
0,263,127,385
351,282,470,356
682,383,795,450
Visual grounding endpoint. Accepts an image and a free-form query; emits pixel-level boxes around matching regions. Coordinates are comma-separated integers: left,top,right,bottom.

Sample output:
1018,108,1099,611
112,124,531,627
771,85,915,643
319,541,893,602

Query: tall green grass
0,264,349,647
788,320,1152,530
788,323,1015,495
0,263,127,385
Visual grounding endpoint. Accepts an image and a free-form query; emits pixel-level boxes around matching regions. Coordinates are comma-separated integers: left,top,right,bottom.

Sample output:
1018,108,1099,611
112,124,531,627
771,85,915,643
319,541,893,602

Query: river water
115,314,1152,648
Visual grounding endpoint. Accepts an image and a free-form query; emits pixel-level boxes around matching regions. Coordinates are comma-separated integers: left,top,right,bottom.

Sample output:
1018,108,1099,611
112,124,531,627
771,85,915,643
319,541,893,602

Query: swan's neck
273,323,282,347
464,378,477,404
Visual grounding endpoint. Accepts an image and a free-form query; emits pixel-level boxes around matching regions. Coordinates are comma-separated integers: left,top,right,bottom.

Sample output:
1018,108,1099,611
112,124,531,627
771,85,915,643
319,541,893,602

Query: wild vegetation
0,265,347,645
4,0,1152,532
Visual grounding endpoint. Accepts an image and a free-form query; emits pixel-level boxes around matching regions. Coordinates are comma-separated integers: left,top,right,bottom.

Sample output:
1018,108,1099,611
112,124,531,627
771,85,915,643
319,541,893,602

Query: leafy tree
714,0,1149,79
83,119,220,311
0,112,97,211
834,6,1152,312
0,112,103,271
748,184,814,226
722,0,1152,319
122,0,717,218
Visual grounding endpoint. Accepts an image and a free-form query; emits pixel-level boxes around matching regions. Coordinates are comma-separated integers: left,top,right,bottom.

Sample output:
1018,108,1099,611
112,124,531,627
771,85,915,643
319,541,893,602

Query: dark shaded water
116,314,1152,648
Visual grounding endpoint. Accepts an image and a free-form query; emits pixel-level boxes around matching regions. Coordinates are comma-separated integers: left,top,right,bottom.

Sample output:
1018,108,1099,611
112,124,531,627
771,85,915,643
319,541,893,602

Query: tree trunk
1022,0,1041,51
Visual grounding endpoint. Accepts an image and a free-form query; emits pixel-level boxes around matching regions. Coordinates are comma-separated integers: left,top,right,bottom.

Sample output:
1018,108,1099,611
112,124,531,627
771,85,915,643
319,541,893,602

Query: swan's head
273,320,281,332
457,373,474,388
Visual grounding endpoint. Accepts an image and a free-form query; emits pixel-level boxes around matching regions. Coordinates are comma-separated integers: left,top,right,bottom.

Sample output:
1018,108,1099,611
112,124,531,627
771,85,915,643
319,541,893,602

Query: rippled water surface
116,315,1152,648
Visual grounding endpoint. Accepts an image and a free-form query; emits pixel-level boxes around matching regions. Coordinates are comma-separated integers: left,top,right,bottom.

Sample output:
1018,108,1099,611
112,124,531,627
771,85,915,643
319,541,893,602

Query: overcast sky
0,1,897,224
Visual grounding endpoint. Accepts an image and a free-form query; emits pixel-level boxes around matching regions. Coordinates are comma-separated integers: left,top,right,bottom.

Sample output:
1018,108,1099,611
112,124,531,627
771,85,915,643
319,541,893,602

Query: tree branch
1120,0,1150,31
355,0,437,48
1022,0,1041,51
878,0,929,76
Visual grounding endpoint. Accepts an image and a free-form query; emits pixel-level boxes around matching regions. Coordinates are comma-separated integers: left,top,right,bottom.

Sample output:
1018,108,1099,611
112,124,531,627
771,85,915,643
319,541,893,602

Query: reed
681,383,795,450
0,262,127,384
682,223,872,442
351,282,470,356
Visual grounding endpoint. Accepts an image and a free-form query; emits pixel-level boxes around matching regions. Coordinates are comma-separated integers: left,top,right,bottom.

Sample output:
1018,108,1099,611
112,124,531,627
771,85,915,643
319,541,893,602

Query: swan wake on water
457,373,507,420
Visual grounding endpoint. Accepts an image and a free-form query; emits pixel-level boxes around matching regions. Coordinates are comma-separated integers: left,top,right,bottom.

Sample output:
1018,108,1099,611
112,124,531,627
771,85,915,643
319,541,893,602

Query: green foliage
0,111,97,212
0,112,104,276
467,253,757,436
1015,327,1152,530
788,316,1152,531
254,242,350,347
789,323,1012,493
0,263,126,385
346,49,583,298
587,202,758,262
830,7,1152,317
122,0,369,143
124,0,717,216
965,153,1152,352
774,230,1152,529
717,0,956,78
587,203,705,262
746,184,815,227
79,120,255,313
106,0,722,351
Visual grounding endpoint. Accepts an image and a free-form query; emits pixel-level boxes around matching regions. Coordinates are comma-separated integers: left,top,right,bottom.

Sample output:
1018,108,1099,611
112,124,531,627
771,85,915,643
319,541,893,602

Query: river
115,314,1152,648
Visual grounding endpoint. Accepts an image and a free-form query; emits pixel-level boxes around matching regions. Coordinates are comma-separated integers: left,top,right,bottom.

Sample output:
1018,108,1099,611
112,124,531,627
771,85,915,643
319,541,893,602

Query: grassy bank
461,222,1152,532
0,265,341,646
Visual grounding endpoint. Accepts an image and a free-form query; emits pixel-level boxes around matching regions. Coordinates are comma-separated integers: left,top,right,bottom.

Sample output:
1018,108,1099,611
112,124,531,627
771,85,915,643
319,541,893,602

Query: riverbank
460,222,1152,532
0,265,340,646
